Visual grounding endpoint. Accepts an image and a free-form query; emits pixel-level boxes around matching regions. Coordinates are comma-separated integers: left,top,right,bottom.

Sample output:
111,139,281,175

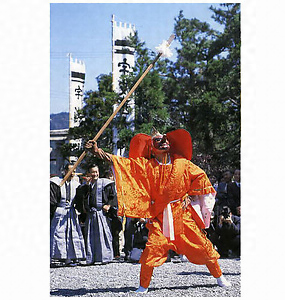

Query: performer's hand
85,140,112,162
85,140,96,151
84,140,93,149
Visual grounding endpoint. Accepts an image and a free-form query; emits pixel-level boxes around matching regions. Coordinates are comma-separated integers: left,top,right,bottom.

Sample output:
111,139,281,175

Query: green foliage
165,3,241,174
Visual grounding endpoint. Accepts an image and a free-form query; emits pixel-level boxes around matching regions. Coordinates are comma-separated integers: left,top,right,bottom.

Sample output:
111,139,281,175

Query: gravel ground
50,257,241,297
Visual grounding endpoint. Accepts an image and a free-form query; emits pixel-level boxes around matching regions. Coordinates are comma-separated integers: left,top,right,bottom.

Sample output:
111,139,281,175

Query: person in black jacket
129,218,149,262
104,169,122,260
50,179,61,222
215,170,233,215
216,206,240,258
227,169,240,216
74,164,118,264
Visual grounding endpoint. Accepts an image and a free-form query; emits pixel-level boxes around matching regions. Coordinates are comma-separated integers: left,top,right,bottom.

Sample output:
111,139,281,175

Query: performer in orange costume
85,128,231,293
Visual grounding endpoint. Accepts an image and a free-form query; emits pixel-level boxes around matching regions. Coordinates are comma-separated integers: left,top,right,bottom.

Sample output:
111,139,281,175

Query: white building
50,129,69,176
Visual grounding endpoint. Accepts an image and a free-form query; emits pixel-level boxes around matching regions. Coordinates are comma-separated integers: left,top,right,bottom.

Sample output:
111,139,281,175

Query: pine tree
164,3,240,174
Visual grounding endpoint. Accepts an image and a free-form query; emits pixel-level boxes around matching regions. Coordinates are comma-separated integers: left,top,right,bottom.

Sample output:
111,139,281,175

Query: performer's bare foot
217,275,231,287
135,286,148,293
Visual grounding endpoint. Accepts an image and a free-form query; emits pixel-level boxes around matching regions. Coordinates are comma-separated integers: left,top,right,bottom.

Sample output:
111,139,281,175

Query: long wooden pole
60,34,175,186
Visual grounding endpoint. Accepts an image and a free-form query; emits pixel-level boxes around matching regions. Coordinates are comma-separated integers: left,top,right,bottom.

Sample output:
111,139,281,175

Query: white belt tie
162,199,180,241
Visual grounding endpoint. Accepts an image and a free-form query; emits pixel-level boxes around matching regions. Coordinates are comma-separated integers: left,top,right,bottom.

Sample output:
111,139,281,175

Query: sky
50,2,225,114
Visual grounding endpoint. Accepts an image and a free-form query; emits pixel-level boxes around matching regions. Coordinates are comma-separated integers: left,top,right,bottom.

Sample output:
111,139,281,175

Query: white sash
162,199,180,241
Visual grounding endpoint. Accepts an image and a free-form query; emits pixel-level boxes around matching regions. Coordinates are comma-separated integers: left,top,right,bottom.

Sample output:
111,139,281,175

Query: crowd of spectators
207,169,241,258
50,164,148,267
50,166,240,267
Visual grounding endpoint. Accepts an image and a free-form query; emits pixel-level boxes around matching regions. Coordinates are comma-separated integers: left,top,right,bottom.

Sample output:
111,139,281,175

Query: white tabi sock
135,286,148,293
217,275,231,287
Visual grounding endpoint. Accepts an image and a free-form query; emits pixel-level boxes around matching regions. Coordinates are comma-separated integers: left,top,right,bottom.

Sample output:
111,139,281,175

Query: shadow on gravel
177,271,211,276
177,271,240,276
50,287,137,296
148,284,216,292
50,283,219,297
219,271,241,276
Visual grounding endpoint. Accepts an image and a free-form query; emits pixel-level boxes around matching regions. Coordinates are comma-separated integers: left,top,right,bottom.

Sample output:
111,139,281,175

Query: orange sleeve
187,161,216,196
111,155,152,218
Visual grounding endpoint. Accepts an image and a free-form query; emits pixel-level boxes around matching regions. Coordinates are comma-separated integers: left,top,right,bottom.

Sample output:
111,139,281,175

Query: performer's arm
85,140,113,163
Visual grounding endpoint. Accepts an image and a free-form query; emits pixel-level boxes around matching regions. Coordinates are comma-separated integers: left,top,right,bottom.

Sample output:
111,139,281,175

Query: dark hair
223,169,232,175
87,164,99,172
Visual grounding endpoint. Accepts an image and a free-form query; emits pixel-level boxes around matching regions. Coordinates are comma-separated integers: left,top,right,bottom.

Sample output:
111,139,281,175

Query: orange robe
111,154,222,287
112,154,214,218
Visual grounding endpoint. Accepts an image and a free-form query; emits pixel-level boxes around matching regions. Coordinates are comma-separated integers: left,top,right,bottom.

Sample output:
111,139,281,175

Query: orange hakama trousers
139,202,222,288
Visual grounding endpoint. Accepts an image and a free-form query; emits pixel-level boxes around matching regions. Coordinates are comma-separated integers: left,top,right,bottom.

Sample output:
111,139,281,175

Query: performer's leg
135,221,169,293
206,256,231,287
206,260,222,278
135,264,154,293
139,264,154,288
175,223,220,266
139,221,170,267
176,211,231,287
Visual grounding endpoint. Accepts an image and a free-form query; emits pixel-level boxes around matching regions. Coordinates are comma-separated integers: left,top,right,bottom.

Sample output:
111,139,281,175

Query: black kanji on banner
75,86,82,99
118,58,131,75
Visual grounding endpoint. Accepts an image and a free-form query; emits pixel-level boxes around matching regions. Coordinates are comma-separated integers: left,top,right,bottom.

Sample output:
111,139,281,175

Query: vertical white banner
112,15,136,156
112,15,135,93
69,55,85,163
69,55,85,128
